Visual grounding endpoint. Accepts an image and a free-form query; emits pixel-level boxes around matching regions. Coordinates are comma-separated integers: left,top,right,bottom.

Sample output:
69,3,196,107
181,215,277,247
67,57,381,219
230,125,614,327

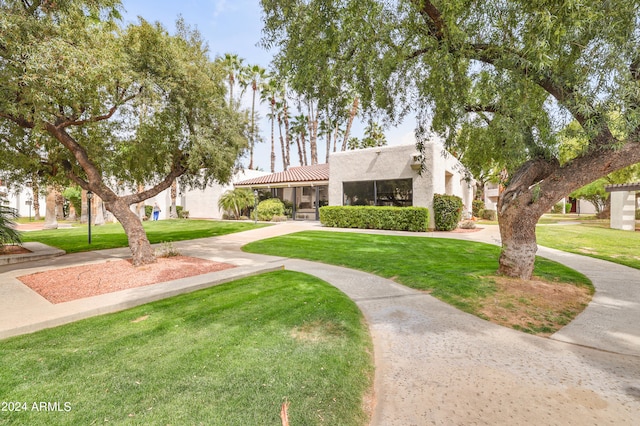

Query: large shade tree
261,0,640,279
0,0,247,265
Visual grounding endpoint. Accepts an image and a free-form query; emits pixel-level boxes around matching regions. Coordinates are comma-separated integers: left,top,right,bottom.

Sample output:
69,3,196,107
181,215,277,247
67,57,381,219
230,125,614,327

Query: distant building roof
235,164,329,188
605,182,640,192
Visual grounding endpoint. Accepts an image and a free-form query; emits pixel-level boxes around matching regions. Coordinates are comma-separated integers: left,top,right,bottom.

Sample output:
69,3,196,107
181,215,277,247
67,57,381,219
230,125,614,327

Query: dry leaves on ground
479,276,592,336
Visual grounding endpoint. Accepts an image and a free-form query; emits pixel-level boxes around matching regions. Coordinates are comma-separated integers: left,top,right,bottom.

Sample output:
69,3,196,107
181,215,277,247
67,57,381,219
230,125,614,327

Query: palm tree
261,76,279,173
220,53,244,108
305,100,319,165
170,179,178,218
240,64,268,169
341,93,360,151
363,121,387,147
290,114,309,166
218,188,256,219
30,176,41,220
276,99,290,170
0,200,21,246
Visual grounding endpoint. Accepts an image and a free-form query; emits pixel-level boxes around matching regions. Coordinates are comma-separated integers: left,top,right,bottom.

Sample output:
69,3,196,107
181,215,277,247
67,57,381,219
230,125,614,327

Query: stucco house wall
329,143,474,229
142,169,269,220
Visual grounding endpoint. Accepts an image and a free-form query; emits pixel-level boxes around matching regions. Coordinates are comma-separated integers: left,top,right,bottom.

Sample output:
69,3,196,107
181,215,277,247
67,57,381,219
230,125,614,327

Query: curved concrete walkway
1,222,639,424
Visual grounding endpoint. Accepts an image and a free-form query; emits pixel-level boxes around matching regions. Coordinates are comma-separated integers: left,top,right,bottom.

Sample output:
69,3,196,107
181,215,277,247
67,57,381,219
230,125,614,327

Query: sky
121,0,416,172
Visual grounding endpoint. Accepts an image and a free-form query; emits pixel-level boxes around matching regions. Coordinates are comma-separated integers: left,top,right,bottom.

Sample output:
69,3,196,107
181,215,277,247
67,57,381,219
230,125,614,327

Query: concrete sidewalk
0,221,638,424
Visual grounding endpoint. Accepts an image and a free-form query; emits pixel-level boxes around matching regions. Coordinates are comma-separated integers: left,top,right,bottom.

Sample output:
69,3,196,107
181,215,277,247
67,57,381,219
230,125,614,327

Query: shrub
256,198,285,221
481,209,497,221
218,188,256,219
144,205,153,219
320,206,429,232
459,219,476,229
472,199,485,217
155,241,180,257
433,194,463,231
551,202,564,214
179,209,189,219
0,203,21,246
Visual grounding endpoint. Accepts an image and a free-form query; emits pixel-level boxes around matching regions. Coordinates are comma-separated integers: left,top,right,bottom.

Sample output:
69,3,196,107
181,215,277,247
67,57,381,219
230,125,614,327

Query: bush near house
481,209,497,221
433,194,463,231
320,206,429,232
472,199,485,217
0,203,22,246
256,198,285,221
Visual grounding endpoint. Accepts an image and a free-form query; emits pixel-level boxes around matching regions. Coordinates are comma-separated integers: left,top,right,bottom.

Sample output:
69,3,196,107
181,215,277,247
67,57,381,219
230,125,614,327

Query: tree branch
0,112,35,128
58,89,141,128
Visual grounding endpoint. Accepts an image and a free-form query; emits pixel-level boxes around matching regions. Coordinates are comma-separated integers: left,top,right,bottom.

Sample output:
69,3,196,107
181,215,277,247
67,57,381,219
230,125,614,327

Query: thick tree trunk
43,186,58,229
107,199,156,266
55,190,64,220
497,196,541,279
496,158,558,279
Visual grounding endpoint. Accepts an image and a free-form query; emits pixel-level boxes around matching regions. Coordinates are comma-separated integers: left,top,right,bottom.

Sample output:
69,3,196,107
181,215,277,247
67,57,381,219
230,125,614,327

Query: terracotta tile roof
605,182,640,192
235,164,329,186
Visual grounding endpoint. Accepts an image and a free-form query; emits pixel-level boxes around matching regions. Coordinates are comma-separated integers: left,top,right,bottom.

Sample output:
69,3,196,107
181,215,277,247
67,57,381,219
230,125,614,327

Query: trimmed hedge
256,198,285,221
433,194,463,231
320,206,429,232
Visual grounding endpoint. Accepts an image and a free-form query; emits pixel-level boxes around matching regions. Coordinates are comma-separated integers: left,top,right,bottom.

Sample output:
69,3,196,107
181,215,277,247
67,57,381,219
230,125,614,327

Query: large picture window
343,179,413,207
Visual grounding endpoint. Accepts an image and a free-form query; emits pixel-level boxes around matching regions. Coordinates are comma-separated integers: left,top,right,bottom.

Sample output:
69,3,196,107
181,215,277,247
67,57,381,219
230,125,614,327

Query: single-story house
236,143,475,229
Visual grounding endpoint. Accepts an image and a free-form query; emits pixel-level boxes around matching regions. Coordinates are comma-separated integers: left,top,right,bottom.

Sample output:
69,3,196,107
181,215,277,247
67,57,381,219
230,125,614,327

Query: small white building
138,169,269,220
236,142,475,229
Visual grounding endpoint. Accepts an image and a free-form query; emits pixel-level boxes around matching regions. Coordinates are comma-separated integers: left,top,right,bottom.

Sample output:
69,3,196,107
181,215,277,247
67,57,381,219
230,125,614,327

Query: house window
343,179,413,207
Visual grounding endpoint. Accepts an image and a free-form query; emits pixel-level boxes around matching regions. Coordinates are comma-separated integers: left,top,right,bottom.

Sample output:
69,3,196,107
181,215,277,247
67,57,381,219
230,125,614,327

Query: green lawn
243,231,591,316
0,271,373,426
536,223,640,270
20,220,269,253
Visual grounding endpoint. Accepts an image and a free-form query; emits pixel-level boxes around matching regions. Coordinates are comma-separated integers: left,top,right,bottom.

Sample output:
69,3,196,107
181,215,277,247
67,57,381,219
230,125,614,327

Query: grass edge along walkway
536,223,640,270
0,270,373,426
20,219,269,253
243,230,593,335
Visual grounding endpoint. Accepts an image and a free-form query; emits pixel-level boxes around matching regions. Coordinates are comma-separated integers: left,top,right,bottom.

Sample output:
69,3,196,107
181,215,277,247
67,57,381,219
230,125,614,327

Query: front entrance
272,186,328,220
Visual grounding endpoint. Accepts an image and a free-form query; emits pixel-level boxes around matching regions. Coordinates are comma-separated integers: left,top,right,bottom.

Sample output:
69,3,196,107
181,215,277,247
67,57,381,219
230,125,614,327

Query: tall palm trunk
283,100,292,168
270,99,276,173
341,96,359,151
31,177,41,220
135,183,145,220
249,85,257,169
170,179,178,218
278,114,287,170
307,103,319,165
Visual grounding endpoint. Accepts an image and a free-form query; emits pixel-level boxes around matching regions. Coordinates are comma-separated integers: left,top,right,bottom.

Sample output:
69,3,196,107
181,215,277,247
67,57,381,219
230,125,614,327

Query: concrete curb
0,264,283,340
0,242,65,266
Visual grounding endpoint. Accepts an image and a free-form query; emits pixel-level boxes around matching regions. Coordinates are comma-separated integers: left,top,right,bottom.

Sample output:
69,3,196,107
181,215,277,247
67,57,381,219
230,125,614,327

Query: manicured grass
537,223,640,270
0,271,373,426
20,220,269,253
536,213,601,225
243,231,592,316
